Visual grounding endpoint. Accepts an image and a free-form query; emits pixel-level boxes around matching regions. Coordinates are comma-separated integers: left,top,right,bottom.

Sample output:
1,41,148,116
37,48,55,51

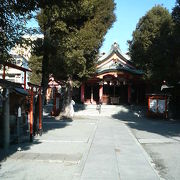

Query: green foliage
29,55,43,85
37,0,116,86
0,1,37,63
172,0,180,83
28,38,44,85
172,0,180,26
129,5,174,84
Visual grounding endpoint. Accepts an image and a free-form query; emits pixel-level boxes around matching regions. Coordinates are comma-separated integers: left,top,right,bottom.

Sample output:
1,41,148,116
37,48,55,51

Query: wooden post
3,88,10,149
128,84,131,104
53,88,56,115
17,107,21,144
99,85,103,103
24,71,26,90
3,65,6,80
39,87,42,132
90,85,93,104
165,96,168,118
29,87,33,142
81,83,85,103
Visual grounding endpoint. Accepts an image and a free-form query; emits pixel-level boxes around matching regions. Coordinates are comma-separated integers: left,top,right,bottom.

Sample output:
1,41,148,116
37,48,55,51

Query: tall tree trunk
57,77,73,119
41,34,49,105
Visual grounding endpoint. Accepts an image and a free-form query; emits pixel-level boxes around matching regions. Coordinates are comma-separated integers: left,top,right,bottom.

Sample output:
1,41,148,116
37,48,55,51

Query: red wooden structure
1,62,32,90
28,82,42,141
79,43,144,105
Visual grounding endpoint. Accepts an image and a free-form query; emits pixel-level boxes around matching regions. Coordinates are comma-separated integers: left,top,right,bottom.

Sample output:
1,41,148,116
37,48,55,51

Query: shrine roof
98,42,131,64
96,66,143,75
96,42,143,76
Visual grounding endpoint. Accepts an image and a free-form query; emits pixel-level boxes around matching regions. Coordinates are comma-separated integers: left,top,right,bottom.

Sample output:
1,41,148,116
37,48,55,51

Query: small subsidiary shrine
78,42,145,105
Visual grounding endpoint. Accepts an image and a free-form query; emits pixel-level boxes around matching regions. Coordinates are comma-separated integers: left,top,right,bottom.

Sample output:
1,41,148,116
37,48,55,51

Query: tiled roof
97,42,143,76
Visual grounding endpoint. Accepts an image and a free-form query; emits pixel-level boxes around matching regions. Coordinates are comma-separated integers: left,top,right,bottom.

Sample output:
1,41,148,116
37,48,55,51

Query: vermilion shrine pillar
99,85,103,103
29,87,33,142
39,87,42,132
81,83,85,103
90,85,93,104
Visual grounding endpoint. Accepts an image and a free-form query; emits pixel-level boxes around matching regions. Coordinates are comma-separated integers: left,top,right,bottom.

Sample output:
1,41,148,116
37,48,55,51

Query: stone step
74,104,130,117
74,104,130,110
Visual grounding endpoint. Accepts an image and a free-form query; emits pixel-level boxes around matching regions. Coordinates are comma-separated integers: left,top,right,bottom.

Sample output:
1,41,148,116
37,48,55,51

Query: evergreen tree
128,5,173,86
37,0,115,117
172,0,180,83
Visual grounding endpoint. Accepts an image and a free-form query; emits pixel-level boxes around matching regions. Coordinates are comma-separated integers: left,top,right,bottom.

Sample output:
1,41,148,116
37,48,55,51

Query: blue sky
28,0,176,53
100,0,176,53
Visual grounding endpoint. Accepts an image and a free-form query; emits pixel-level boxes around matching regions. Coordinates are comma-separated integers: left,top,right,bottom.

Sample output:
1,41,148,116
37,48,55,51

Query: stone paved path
0,105,168,180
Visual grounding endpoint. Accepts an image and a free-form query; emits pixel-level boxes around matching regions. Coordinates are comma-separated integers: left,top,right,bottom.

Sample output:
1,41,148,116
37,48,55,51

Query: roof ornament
111,42,121,52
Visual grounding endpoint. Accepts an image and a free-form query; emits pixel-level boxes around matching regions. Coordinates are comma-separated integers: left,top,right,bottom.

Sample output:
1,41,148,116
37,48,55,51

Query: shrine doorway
84,83,99,104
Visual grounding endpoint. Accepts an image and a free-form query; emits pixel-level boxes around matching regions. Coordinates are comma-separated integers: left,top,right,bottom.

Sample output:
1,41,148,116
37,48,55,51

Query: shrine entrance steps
74,104,141,117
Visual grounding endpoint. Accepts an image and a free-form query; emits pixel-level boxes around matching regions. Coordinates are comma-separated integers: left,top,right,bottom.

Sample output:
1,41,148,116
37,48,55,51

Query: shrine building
78,42,145,105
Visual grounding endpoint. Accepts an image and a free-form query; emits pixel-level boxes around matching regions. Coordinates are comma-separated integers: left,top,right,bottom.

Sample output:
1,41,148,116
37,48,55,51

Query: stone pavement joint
0,108,166,180
8,152,82,164
80,118,161,180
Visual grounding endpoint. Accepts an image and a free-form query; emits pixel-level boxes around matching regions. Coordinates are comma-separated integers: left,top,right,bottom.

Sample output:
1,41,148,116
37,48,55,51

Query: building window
16,59,21,65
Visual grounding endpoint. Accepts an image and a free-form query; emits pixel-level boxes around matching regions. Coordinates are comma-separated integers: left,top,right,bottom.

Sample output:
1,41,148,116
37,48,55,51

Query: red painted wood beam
3,62,32,72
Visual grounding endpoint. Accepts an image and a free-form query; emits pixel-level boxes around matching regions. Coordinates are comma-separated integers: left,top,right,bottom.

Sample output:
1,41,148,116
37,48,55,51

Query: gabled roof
97,42,143,76
98,42,131,63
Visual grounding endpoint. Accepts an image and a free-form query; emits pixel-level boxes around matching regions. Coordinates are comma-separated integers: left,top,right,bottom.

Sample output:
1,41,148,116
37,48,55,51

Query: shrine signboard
147,94,169,118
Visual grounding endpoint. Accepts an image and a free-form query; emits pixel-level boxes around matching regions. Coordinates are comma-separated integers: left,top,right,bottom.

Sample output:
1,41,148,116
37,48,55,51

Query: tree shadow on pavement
74,104,87,112
0,140,41,168
0,115,72,165
42,116,72,134
112,105,180,139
